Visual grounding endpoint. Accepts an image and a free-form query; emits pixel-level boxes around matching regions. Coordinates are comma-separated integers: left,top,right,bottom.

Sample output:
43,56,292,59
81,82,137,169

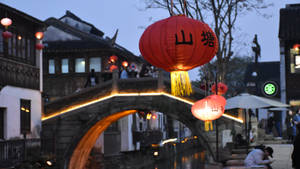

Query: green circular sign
263,82,277,96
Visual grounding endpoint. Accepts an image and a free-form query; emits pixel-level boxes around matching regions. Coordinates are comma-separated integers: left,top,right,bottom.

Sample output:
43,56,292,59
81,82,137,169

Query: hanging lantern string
183,0,187,16
170,0,174,16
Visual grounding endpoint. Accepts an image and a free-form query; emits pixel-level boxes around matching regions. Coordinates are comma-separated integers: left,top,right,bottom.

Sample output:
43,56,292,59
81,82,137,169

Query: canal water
142,149,222,169
87,148,222,169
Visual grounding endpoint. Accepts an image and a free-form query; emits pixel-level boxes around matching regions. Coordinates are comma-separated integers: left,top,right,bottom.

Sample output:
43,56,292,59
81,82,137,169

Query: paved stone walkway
267,144,293,169
223,144,294,169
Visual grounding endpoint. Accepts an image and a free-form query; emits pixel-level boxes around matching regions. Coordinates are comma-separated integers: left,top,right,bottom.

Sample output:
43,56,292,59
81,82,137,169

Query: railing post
112,70,119,93
158,69,164,92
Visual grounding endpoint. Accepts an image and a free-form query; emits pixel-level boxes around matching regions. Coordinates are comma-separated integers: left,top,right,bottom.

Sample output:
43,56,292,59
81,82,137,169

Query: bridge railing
0,139,40,167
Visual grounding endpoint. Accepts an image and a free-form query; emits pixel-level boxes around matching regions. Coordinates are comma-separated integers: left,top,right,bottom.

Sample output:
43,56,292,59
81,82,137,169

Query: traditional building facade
279,4,300,107
43,11,143,101
0,3,45,140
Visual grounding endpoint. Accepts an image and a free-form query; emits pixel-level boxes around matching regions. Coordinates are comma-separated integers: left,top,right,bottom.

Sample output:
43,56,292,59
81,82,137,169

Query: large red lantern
139,15,218,96
211,82,228,95
191,95,226,131
2,31,12,39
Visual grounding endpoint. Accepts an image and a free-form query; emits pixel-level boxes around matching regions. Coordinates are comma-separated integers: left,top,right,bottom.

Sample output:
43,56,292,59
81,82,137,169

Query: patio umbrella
225,93,289,110
225,93,289,152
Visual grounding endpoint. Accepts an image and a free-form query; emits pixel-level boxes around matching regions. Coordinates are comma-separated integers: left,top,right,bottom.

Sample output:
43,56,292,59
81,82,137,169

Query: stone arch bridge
42,71,243,169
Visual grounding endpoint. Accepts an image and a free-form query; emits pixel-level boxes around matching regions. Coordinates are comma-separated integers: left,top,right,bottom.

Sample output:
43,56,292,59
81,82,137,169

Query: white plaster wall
119,115,134,152
0,86,42,139
44,26,81,42
94,133,104,154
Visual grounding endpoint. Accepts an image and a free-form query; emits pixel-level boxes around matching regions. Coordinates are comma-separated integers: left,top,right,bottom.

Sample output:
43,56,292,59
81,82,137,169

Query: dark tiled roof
0,2,45,28
44,40,110,50
44,13,143,63
44,40,143,63
45,17,107,43
59,10,104,37
279,4,300,40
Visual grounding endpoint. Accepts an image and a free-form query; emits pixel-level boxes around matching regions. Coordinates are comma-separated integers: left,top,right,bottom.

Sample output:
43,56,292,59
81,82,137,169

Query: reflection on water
142,149,221,169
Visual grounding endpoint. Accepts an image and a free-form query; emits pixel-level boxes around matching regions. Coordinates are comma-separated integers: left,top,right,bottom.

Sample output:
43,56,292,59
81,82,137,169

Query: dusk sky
0,0,296,80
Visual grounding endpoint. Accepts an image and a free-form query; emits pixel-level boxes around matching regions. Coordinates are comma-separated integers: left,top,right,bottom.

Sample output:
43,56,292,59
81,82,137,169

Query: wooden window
20,99,31,134
89,57,101,72
0,108,4,139
75,58,85,73
61,58,69,73
49,59,55,74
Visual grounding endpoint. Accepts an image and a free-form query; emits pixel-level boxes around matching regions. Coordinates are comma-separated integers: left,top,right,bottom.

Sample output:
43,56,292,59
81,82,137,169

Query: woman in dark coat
292,123,300,169
286,110,296,142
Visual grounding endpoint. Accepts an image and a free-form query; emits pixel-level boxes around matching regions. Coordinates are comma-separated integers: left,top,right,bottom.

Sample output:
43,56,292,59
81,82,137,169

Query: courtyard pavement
267,144,293,169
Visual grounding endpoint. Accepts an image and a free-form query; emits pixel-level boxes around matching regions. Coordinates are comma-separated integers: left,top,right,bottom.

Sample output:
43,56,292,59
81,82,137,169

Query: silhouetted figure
286,110,295,142
267,115,274,134
234,133,247,148
252,34,261,64
139,64,150,77
85,69,98,88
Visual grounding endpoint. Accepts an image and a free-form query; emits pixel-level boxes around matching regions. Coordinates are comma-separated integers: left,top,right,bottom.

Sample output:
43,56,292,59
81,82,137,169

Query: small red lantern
2,31,12,39
1,18,12,28
122,61,128,68
109,65,118,72
191,95,226,131
35,32,44,40
139,15,218,96
293,44,300,51
152,114,157,120
109,55,118,63
211,82,228,95
36,43,44,50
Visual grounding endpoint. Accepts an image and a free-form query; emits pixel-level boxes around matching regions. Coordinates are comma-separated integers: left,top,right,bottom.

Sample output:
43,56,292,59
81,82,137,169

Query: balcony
0,57,39,90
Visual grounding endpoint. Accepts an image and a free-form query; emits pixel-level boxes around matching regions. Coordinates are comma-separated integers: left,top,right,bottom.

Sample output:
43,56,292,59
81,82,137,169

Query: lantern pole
215,70,219,162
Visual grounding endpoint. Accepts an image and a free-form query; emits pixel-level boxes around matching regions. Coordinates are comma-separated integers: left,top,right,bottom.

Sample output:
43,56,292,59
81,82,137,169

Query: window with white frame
61,58,69,73
75,58,85,73
89,57,101,72
49,59,55,74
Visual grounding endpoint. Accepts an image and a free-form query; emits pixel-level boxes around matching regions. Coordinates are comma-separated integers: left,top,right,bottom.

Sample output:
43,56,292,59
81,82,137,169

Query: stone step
225,159,244,166
231,149,248,154
229,154,247,160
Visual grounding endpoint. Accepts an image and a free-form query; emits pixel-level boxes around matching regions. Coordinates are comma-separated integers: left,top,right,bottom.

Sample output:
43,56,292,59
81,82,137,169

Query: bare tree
143,0,272,82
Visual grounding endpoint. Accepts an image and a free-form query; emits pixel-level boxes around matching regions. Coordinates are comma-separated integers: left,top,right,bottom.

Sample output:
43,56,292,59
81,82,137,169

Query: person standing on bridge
244,146,275,169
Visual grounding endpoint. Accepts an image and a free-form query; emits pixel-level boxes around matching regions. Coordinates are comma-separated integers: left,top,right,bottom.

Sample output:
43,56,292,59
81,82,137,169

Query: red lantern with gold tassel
139,15,218,96
191,95,226,131
211,82,228,95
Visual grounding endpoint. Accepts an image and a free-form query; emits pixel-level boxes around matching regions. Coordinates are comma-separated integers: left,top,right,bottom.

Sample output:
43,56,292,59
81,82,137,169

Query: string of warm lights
42,92,243,123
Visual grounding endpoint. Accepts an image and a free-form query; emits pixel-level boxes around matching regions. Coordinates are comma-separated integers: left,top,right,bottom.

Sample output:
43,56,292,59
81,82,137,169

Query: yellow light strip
222,113,243,123
162,138,178,145
42,92,243,123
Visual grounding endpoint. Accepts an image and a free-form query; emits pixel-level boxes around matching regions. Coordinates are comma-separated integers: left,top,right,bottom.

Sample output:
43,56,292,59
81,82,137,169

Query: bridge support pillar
112,70,119,93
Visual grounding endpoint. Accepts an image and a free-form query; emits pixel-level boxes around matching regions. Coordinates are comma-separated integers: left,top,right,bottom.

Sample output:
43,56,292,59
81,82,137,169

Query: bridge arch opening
68,109,137,169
